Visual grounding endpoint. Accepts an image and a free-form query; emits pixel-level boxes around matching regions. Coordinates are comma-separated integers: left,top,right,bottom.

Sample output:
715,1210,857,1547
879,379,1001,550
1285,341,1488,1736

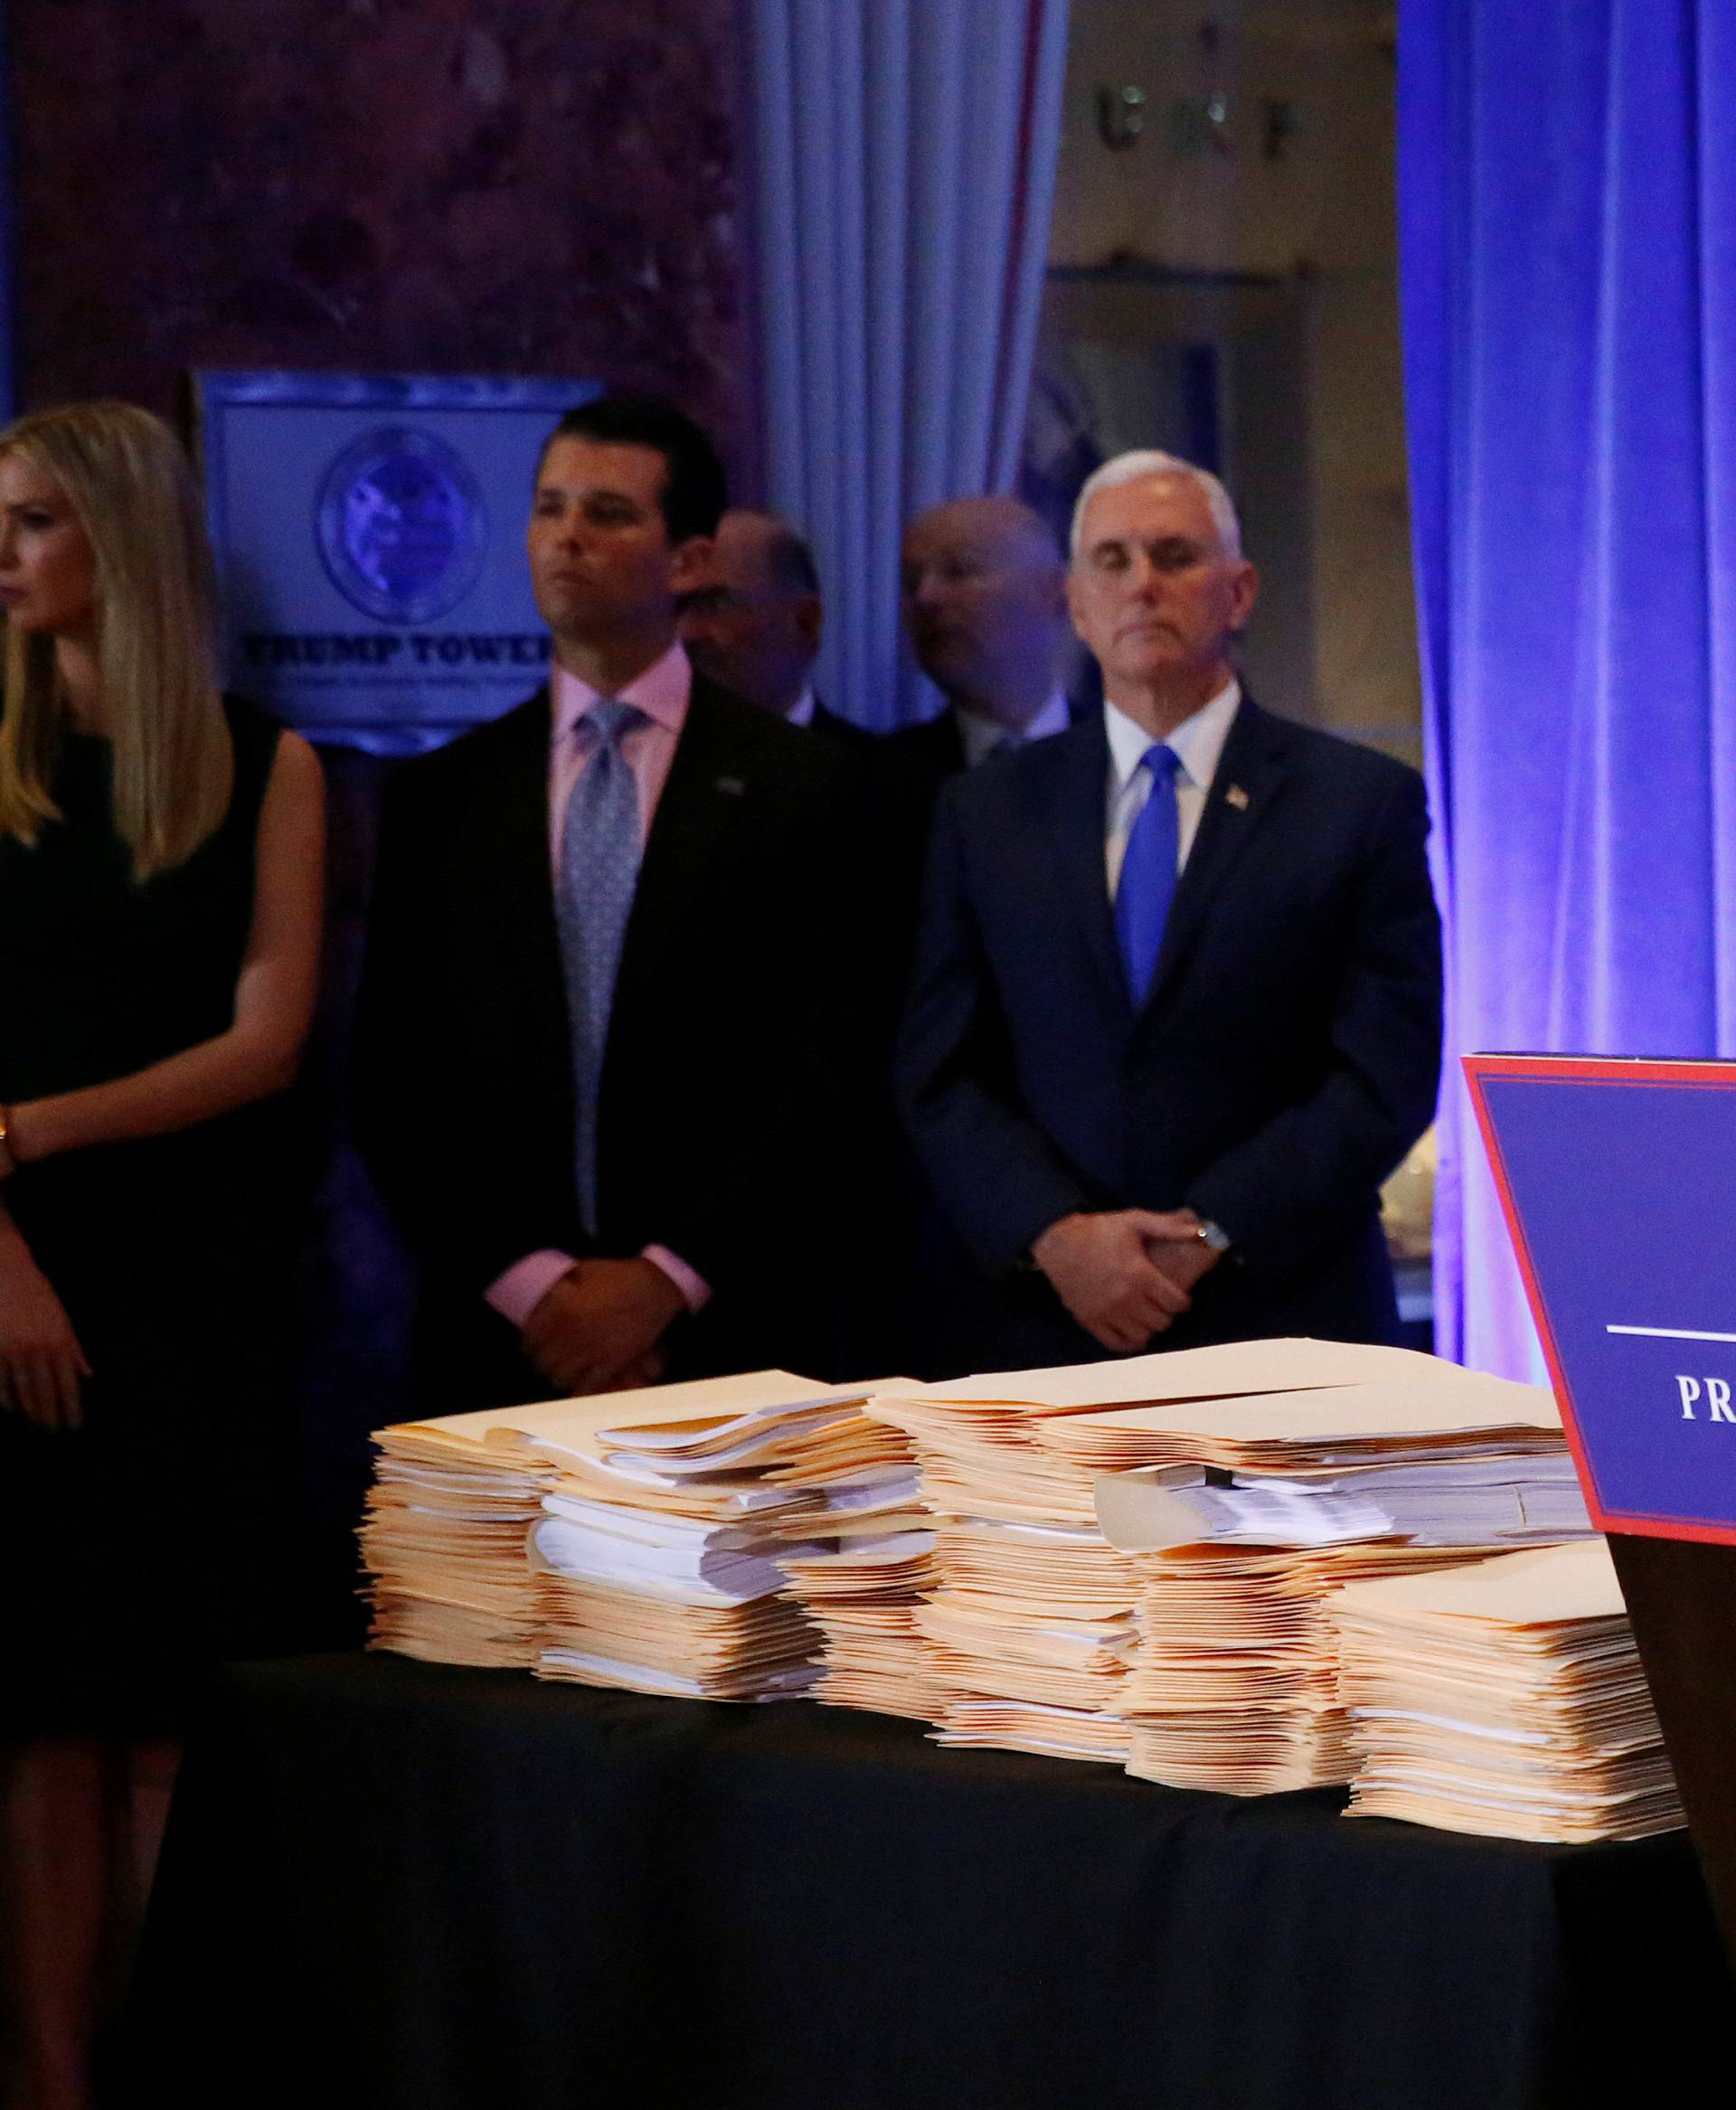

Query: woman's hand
0,1220,90,1430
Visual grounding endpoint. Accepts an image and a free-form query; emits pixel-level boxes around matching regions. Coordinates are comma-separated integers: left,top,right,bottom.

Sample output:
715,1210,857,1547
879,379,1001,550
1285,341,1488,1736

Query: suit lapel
1043,717,1129,1017
1141,694,1294,1013
609,682,747,1031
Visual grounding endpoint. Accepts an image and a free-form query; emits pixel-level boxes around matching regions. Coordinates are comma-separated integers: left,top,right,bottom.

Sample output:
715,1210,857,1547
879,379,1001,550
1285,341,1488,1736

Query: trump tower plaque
196,370,597,752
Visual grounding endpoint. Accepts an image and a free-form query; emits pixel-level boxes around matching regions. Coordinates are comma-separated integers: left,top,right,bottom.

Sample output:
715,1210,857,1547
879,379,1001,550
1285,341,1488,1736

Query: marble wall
7,0,750,457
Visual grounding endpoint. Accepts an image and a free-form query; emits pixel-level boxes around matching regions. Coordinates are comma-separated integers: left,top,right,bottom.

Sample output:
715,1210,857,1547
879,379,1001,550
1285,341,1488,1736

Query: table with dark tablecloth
126,1652,1732,2110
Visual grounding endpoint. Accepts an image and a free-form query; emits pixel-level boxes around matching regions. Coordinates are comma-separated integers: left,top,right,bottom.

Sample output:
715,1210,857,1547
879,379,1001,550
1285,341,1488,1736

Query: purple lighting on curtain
1400,0,1736,1377
745,0,1071,730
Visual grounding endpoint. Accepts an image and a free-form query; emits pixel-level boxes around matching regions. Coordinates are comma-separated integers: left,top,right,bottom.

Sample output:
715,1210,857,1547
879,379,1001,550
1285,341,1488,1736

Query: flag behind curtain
1400,0,1736,1376
746,0,1071,730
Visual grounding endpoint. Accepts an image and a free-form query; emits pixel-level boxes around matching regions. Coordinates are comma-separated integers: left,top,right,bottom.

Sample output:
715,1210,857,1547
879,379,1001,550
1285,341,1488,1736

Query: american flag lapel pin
1225,783,1250,812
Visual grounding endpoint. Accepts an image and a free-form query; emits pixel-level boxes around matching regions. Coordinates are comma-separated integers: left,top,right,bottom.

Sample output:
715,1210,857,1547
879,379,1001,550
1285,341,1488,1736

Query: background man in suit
896,449,1442,1371
358,400,866,1406
888,495,1076,804
679,509,872,749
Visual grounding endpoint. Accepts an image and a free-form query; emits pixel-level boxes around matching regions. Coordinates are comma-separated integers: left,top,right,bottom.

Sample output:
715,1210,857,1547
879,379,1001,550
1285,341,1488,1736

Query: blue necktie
1115,742,1182,1004
554,697,646,1234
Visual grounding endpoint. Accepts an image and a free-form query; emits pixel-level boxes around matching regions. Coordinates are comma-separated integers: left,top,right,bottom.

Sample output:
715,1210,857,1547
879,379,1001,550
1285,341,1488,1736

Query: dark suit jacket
882,708,968,800
894,696,1443,1370
807,698,878,751
355,674,873,1406
882,698,1094,791
882,699,1095,853
880,699,1091,951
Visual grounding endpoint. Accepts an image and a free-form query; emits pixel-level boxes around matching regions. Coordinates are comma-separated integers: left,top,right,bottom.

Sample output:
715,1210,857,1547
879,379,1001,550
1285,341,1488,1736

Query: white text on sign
1676,1376,1736,1421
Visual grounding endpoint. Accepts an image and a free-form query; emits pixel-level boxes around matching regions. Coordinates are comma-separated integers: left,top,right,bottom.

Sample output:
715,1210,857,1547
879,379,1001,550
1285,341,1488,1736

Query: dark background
6,1,750,451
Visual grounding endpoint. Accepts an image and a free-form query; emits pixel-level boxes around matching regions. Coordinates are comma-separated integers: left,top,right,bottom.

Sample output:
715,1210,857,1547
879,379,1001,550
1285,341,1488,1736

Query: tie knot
1140,741,1181,787
582,697,646,748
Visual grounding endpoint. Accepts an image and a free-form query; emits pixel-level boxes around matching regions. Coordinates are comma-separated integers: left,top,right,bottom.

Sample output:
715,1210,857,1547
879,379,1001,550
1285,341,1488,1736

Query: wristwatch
1194,1218,1232,1255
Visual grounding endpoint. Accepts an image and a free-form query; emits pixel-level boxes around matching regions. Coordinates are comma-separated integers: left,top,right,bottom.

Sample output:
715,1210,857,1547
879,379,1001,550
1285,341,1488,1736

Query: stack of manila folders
363,1369,925,1702
362,1339,1682,1842
870,1339,1584,1779
1328,1538,1680,1842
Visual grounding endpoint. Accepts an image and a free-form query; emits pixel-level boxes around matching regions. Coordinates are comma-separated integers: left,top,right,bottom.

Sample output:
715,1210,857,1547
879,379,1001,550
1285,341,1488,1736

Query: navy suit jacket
895,696,1443,1366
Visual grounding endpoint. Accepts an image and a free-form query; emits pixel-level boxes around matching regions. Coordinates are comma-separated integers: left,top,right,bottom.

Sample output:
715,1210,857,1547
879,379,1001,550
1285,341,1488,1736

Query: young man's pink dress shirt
483,643,711,1329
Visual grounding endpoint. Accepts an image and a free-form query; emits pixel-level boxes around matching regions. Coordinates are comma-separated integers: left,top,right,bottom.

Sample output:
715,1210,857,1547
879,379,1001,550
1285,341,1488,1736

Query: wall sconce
1097,83,1148,151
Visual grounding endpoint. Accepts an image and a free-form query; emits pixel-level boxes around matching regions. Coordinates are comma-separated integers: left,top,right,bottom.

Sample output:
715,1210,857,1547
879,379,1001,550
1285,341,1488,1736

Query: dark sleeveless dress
0,698,301,1734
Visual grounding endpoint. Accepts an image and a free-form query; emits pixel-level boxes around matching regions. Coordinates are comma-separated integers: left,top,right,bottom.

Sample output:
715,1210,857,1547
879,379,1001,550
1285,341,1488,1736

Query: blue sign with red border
1467,1053,1736,1545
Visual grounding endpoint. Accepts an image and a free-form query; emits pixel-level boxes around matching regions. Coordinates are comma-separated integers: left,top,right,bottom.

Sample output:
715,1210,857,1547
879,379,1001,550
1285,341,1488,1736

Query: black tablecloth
127,1653,1732,2110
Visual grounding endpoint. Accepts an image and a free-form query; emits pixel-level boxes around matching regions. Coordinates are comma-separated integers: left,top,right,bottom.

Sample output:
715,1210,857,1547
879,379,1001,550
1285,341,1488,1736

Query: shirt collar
787,684,817,729
1104,678,1241,794
954,688,1071,768
552,639,693,742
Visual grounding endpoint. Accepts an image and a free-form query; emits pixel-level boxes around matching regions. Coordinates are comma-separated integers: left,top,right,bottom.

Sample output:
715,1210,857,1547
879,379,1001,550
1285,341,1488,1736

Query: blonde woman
0,401,324,2110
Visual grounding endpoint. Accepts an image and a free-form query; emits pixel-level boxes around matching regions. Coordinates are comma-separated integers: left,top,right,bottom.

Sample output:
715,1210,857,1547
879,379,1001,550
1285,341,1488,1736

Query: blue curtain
0,3,14,422
745,0,1071,730
1401,1,1736,1376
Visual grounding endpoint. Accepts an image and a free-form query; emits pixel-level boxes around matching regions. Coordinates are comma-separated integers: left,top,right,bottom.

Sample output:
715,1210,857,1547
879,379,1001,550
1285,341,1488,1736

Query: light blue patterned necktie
1115,742,1182,1005
555,696,646,1233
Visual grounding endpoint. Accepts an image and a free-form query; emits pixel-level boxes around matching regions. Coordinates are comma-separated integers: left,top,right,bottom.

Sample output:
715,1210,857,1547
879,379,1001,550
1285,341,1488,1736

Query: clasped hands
521,1255,685,1399
1030,1207,1222,1354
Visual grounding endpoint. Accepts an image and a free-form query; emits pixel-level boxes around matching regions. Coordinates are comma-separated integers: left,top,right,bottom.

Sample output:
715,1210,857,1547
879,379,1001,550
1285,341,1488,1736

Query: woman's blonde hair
0,400,231,879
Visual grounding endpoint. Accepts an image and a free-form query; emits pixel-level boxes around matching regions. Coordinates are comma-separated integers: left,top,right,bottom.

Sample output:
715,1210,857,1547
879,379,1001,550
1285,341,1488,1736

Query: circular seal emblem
315,425,487,624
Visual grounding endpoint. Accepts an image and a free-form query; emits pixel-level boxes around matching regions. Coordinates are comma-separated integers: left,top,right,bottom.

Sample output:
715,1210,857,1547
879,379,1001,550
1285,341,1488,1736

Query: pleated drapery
1400,0,1736,1374
745,0,1071,729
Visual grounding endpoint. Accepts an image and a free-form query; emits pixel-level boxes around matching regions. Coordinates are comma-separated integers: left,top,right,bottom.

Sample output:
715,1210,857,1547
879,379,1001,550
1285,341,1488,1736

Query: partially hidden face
900,504,1063,699
1066,473,1258,694
0,451,99,639
678,517,817,713
527,436,692,642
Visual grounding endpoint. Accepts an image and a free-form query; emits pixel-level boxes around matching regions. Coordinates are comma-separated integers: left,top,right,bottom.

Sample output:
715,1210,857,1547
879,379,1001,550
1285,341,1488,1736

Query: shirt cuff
485,1249,578,1329
642,1244,712,1313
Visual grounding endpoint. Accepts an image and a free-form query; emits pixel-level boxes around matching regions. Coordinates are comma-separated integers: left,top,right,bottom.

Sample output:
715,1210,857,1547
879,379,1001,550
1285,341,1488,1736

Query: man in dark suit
896,450,1442,1371
357,400,867,1407
887,495,1078,805
678,509,873,750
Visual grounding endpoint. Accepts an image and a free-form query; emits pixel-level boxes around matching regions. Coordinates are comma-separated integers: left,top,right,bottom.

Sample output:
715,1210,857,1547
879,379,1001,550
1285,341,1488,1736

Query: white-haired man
895,450,1443,1370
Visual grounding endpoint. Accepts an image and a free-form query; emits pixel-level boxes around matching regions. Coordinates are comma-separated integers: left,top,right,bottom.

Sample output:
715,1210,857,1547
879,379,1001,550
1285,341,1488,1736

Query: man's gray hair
1069,450,1243,562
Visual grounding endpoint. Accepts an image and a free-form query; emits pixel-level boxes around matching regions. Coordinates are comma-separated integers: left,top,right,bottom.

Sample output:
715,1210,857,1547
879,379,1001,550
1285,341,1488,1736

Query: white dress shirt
955,687,1071,768
1104,679,1241,896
